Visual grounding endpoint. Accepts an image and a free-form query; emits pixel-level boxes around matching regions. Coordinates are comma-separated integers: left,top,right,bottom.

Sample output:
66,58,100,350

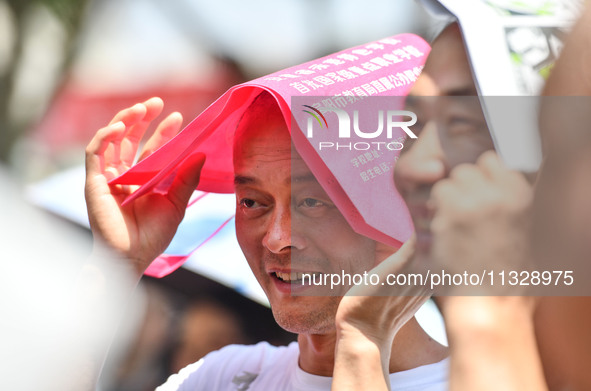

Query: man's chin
269,296,340,335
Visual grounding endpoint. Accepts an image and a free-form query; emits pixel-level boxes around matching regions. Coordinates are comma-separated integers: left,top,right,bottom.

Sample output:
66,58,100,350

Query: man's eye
300,198,324,208
447,117,478,135
449,116,471,125
239,198,259,208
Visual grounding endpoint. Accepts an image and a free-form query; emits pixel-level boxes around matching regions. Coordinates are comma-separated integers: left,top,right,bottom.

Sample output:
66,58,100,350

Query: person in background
395,4,591,389
394,22,546,391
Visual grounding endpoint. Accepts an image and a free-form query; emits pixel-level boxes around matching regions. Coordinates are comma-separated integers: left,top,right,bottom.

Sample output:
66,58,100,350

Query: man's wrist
335,322,394,358
334,327,390,389
89,240,147,279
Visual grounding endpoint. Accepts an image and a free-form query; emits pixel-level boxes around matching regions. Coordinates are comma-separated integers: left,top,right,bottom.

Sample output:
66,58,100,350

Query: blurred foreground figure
0,166,141,391
534,2,591,389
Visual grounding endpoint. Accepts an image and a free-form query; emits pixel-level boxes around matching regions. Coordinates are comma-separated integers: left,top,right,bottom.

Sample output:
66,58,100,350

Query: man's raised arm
75,98,206,388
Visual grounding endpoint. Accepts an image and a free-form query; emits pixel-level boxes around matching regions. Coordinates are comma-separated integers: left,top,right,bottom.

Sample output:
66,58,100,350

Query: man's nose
394,122,448,195
263,205,294,254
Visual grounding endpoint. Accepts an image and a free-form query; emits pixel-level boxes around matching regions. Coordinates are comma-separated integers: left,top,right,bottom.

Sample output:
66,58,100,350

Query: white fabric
157,341,449,391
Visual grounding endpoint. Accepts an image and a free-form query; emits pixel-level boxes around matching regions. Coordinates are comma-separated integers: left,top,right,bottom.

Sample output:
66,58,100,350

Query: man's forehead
411,24,476,97
233,113,293,157
233,129,298,163
232,125,318,183
233,152,322,188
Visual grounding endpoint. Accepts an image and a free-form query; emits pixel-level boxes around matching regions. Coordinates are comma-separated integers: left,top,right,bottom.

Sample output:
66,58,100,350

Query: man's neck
297,317,449,377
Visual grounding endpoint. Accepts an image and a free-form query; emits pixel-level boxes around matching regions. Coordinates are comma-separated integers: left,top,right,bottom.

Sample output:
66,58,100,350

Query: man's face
233,114,378,334
394,24,495,254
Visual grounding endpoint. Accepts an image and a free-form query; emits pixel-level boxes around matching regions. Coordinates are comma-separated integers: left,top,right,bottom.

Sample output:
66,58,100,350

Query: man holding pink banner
84,34,450,390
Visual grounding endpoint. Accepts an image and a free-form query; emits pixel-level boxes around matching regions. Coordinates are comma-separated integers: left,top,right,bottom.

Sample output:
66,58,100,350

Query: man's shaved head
234,92,285,148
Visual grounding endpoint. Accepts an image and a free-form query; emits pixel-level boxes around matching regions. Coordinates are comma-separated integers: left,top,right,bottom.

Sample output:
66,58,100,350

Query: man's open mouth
272,271,323,285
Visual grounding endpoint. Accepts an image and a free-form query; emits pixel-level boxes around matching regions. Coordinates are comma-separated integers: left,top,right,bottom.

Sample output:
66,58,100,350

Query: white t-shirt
157,341,449,391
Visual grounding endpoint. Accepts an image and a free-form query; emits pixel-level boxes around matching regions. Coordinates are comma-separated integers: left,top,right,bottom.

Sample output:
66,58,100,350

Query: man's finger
104,103,147,171
123,97,164,145
429,178,459,208
119,98,165,168
108,103,147,127
477,150,506,180
138,112,183,162
142,97,164,122
85,122,126,174
448,162,486,192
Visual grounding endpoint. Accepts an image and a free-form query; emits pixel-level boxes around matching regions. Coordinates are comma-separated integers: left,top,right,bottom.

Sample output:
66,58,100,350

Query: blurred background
0,0,434,177
0,1,442,390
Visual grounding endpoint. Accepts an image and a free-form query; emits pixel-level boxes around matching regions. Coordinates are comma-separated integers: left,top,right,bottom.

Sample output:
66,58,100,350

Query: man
398,17,591,390
394,23,547,391
85,90,449,389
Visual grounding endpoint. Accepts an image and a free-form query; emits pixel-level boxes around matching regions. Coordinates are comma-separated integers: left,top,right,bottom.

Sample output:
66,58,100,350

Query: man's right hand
84,97,206,276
